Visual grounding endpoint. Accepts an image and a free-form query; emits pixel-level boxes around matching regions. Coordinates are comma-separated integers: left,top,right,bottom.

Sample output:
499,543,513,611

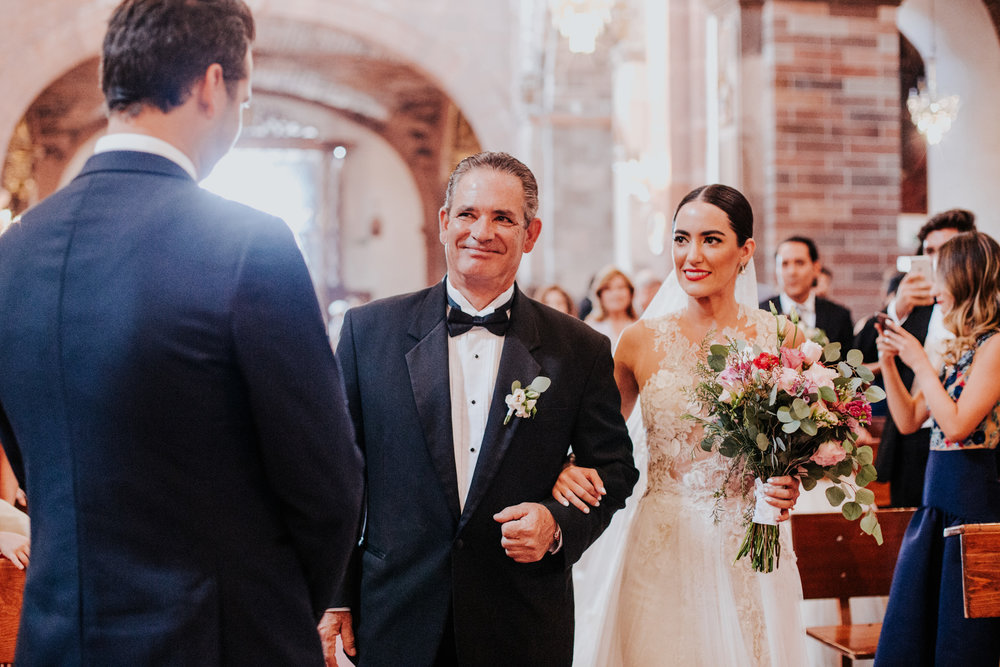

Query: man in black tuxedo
760,235,854,352
856,209,977,506
0,1,363,663
322,152,638,666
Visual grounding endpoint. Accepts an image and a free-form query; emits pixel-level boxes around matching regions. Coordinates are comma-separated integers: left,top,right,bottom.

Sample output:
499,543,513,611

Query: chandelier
549,0,615,54
906,0,959,145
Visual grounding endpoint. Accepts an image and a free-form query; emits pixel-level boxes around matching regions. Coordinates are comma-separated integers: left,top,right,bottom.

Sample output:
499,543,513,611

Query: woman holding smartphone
874,231,1000,665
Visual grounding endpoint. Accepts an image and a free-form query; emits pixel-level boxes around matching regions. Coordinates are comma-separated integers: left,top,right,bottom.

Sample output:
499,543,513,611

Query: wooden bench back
943,522,1000,618
791,507,914,601
0,559,25,663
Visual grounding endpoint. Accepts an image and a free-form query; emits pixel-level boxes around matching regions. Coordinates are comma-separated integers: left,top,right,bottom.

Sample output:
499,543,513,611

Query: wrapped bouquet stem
688,307,887,573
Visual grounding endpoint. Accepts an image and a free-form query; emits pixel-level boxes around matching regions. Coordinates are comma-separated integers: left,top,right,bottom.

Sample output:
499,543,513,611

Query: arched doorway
1,9,493,303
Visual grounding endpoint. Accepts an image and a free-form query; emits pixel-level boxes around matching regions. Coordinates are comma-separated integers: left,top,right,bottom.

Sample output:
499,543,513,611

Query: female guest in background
875,231,1000,665
585,266,638,349
536,284,577,317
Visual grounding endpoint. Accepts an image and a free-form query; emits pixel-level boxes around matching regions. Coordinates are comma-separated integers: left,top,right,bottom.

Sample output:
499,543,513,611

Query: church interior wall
2,0,1000,324
330,116,427,303
898,0,1000,239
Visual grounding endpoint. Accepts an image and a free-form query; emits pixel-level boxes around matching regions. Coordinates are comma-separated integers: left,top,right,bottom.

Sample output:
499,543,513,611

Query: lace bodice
639,305,778,500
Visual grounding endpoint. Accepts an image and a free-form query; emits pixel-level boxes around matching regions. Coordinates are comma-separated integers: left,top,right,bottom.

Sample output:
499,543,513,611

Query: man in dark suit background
321,152,638,666
0,1,363,663
760,235,854,352
855,209,977,506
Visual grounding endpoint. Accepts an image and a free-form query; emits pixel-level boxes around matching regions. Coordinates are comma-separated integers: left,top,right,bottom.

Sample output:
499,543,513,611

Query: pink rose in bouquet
780,346,805,371
799,339,824,365
802,363,838,392
810,441,848,466
776,367,801,394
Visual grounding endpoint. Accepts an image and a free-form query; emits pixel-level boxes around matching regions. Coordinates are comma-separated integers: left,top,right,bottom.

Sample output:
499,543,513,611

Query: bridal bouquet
688,306,886,573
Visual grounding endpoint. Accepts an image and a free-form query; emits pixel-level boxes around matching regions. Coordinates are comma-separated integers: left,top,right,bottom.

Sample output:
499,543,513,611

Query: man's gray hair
442,152,539,226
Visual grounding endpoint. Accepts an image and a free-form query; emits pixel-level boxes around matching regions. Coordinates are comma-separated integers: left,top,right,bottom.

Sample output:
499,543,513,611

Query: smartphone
896,255,933,279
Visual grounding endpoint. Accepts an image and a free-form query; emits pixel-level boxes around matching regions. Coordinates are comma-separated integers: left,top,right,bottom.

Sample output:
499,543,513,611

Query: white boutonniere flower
504,376,551,425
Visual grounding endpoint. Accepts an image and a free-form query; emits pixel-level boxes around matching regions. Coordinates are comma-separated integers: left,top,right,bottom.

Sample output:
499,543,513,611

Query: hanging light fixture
548,0,615,54
907,0,959,145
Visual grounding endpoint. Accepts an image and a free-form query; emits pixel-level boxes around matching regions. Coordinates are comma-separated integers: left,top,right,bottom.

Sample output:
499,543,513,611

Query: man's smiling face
439,167,541,302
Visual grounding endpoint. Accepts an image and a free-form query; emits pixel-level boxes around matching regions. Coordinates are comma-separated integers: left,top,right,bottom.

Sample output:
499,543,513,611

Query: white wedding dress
577,304,808,666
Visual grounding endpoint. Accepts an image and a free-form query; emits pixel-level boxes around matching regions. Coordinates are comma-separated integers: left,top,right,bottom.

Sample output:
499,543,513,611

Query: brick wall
756,0,902,323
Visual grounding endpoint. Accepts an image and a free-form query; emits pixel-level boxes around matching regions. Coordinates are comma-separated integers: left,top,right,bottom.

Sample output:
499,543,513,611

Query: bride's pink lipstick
683,269,710,281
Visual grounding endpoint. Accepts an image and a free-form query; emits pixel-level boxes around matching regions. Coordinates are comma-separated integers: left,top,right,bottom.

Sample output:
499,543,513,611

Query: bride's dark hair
673,184,753,245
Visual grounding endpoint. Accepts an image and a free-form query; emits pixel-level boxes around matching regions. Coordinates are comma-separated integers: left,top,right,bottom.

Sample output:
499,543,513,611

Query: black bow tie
446,296,513,337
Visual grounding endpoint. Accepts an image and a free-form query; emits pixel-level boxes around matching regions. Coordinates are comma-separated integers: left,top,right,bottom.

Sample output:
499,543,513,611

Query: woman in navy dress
874,231,1000,665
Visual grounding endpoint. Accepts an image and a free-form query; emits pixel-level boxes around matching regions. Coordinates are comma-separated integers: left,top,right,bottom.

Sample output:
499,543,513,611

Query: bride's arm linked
553,319,802,520
553,322,641,512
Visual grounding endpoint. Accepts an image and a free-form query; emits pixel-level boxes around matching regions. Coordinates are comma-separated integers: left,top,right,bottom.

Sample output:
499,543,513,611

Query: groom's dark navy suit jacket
0,151,363,664
335,282,638,666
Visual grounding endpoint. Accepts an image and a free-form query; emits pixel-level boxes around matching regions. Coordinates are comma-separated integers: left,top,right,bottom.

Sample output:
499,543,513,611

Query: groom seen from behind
0,0,363,663
322,152,638,666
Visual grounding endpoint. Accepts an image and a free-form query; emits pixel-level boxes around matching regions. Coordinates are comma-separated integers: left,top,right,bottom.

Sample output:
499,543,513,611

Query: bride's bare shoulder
617,319,653,359
617,314,683,363
623,313,682,344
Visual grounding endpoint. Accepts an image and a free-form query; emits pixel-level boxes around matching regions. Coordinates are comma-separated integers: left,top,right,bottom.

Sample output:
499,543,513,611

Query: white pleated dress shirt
445,279,514,510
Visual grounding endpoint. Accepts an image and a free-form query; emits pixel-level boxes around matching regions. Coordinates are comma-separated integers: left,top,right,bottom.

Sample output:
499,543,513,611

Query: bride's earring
738,263,747,275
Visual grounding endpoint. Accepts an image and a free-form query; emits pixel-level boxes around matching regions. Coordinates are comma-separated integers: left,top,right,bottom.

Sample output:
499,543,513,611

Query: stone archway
0,1,515,286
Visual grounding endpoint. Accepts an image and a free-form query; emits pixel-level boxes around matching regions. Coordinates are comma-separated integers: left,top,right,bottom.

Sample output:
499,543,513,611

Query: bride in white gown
554,185,808,666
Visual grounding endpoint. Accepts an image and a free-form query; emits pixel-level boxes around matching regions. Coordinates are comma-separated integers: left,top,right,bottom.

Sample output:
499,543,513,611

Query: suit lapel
814,299,829,333
405,283,462,521
460,290,542,531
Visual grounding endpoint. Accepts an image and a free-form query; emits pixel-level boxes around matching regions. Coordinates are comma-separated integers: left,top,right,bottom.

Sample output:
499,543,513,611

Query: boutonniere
503,376,551,425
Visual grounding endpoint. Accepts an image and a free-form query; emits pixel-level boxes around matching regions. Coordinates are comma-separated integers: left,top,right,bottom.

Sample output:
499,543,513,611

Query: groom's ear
438,206,450,245
521,218,542,253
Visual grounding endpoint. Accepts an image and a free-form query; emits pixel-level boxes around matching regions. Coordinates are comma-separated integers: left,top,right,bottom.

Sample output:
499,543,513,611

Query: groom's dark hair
443,152,539,226
102,0,255,115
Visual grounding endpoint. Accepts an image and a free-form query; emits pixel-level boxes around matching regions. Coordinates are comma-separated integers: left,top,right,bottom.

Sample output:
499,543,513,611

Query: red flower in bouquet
752,352,781,372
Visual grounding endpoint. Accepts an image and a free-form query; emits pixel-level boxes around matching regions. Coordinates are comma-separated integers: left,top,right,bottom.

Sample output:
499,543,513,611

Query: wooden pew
943,522,1000,618
0,559,25,664
791,507,915,666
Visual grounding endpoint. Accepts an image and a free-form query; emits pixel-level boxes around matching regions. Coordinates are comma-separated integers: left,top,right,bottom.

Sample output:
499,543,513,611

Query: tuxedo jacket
335,282,638,666
0,151,364,665
760,295,855,353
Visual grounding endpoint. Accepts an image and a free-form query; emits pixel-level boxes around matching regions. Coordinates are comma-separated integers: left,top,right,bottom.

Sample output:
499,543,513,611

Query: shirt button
470,447,476,453
471,399,476,405
474,354,479,359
